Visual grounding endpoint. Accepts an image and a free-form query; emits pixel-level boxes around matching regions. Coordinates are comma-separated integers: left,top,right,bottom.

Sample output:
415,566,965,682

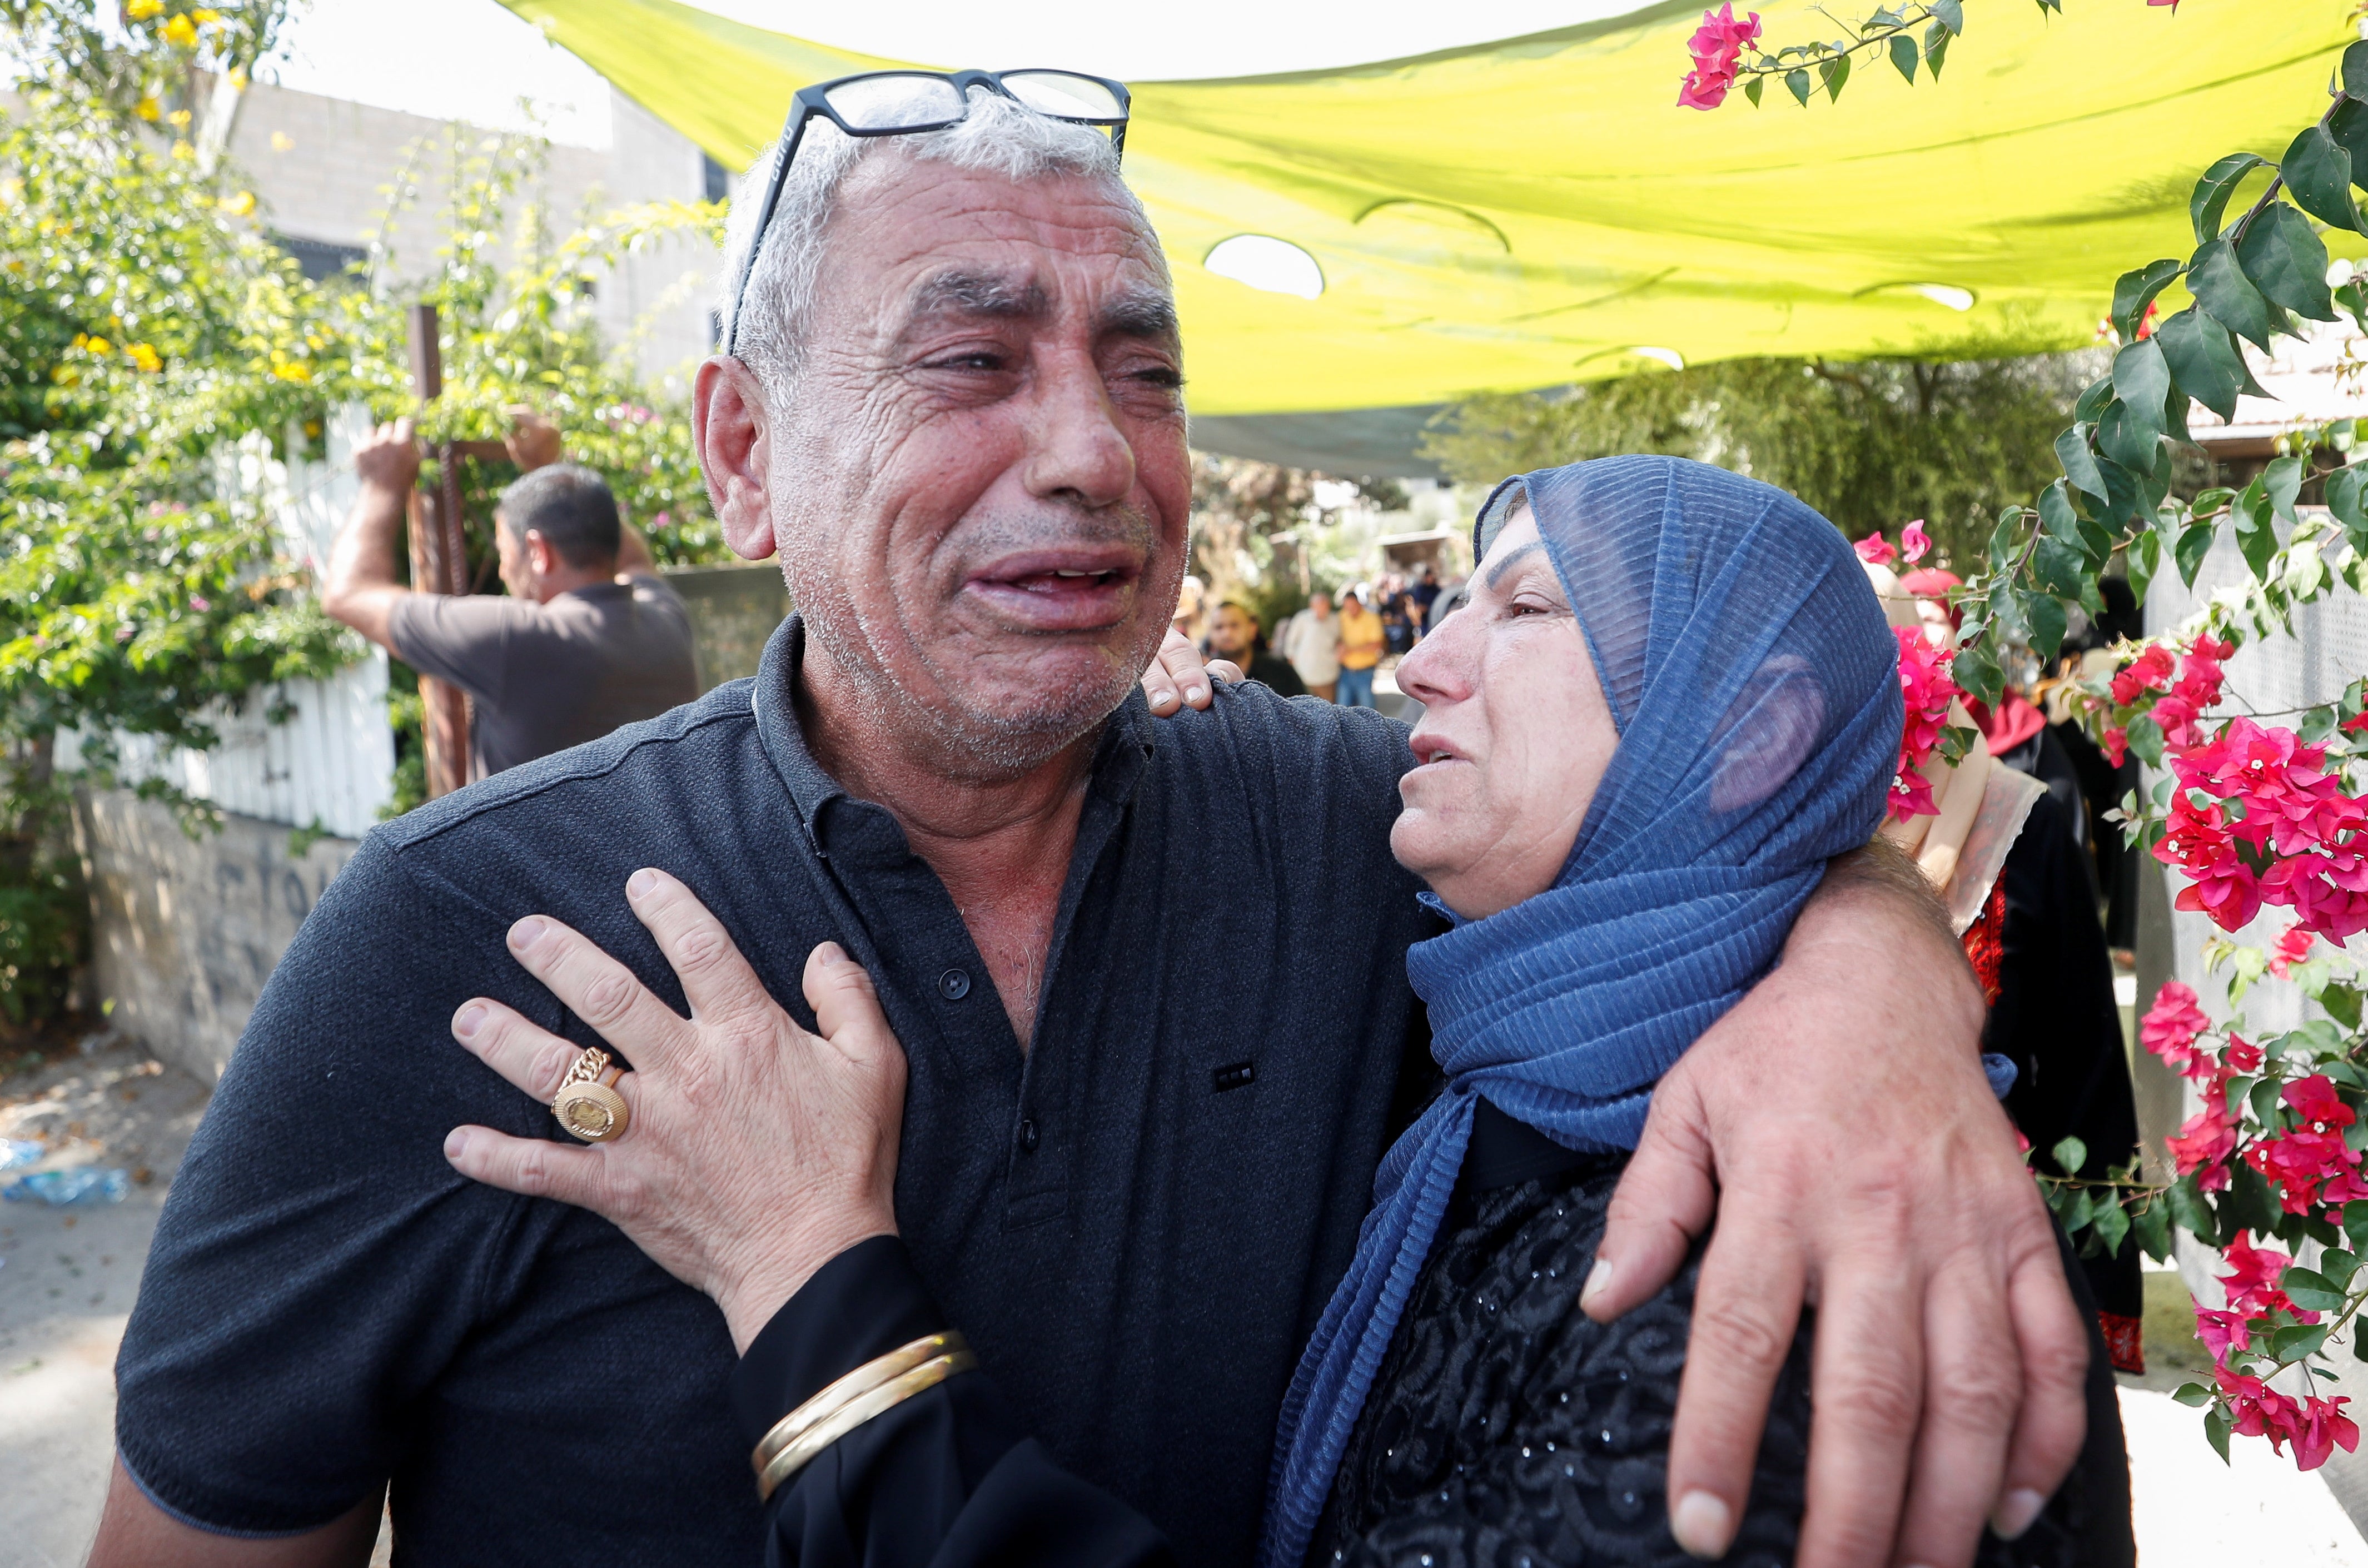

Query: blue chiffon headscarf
1259,456,1904,1567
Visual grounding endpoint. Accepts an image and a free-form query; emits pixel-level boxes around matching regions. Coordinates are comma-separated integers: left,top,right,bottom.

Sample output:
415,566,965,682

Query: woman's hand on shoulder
1139,627,1241,715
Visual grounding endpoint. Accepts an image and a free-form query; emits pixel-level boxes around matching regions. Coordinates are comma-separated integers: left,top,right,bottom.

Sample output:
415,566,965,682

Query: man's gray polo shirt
113,616,1431,1566
389,573,699,778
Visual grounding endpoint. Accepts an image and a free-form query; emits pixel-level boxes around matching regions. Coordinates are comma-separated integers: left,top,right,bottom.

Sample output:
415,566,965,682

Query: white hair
718,88,1149,401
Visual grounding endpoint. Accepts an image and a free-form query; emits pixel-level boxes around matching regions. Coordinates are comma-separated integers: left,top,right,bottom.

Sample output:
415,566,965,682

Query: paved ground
3,1034,2364,1566
0,1033,208,1568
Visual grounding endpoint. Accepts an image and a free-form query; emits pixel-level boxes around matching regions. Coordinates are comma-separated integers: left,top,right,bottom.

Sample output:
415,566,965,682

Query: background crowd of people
1178,564,1457,710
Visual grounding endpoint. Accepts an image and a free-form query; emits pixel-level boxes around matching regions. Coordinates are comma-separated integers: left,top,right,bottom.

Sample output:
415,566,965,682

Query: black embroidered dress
1313,1101,2136,1568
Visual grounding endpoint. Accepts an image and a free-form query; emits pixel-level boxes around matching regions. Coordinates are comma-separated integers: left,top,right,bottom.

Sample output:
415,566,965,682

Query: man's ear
524,529,560,582
693,356,777,563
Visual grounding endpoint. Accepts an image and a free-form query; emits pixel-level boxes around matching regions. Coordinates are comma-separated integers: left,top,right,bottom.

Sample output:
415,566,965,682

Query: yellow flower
127,343,162,374
161,14,198,46
69,333,87,349
226,66,247,90
171,140,194,161
269,130,293,153
166,108,190,127
191,7,221,19
219,190,255,216
135,95,160,121
125,0,162,17
84,337,112,356
271,361,311,384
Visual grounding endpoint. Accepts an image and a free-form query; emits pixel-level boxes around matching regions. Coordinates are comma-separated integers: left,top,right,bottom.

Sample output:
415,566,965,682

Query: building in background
221,77,725,380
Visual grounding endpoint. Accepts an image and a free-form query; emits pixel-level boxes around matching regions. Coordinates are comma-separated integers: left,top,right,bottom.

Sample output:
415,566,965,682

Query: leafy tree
1419,342,2102,571
0,0,349,1021
0,0,733,1016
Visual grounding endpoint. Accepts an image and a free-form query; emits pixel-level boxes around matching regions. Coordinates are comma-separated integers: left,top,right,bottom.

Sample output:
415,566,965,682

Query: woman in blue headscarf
1262,457,2130,1567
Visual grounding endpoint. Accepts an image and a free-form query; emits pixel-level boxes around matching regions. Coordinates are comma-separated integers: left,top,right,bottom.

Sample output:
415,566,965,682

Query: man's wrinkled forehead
896,264,1177,350
824,156,1175,342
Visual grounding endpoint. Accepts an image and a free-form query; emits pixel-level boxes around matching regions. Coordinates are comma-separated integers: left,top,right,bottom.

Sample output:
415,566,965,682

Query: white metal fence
58,405,395,839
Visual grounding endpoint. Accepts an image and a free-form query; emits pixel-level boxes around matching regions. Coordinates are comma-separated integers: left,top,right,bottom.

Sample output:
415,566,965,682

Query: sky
262,0,1653,147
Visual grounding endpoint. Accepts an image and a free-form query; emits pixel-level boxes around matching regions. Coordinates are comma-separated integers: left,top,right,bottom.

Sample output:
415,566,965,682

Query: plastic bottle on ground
3,1168,130,1206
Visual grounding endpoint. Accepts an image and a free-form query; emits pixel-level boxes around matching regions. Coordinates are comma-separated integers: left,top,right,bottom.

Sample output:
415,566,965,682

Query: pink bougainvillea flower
2248,1123,2368,1214
1853,530,1897,566
2140,981,2213,1076
2175,855,2264,933
2111,644,2176,705
2194,1306,2251,1364
2102,727,2128,768
2284,1075,2353,1131
2167,1097,2238,1191
2293,1397,2360,1472
1677,4,1759,109
1686,3,1762,64
2270,922,2318,979
1886,627,1960,822
1899,519,1931,564
1677,69,1729,109
2220,1370,2306,1460
2224,1033,2263,1073
2221,1234,2317,1322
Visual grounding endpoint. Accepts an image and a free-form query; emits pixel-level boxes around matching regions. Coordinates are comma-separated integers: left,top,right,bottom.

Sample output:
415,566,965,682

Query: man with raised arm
95,75,2090,1568
319,411,698,779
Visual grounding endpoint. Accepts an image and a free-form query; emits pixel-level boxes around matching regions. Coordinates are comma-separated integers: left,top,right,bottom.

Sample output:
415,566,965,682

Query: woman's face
1390,505,1621,920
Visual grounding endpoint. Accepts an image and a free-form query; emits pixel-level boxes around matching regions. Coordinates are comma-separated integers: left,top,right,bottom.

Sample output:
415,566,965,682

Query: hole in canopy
1858,281,1977,312
1204,235,1324,300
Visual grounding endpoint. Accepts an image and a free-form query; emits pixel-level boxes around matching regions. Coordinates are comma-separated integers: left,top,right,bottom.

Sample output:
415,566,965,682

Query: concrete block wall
73,792,360,1087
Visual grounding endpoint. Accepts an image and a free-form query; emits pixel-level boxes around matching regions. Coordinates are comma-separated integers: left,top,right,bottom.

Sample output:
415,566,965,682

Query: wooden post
404,303,472,799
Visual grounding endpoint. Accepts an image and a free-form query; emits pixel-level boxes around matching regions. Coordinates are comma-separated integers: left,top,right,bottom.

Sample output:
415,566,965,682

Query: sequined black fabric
1314,1155,2126,1567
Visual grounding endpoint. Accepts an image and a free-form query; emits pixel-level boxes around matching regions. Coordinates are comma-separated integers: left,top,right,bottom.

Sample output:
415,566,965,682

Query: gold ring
551,1047,630,1142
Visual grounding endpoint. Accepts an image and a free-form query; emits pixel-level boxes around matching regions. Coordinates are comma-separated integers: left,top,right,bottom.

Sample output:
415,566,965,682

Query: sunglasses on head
721,68,1132,356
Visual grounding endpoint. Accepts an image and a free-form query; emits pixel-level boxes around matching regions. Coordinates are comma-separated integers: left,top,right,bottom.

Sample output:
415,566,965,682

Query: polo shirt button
1019,1118,1040,1153
938,968,970,1000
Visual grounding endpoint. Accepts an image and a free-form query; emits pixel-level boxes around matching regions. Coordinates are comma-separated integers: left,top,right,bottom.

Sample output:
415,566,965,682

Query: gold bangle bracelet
750,1332,971,1483
756,1348,977,1502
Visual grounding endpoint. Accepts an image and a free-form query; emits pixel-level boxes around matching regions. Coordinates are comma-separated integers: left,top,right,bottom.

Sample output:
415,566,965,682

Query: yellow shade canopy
504,0,2357,417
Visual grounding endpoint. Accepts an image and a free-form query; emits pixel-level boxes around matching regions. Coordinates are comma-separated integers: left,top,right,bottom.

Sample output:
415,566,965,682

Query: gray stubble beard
778,506,1177,785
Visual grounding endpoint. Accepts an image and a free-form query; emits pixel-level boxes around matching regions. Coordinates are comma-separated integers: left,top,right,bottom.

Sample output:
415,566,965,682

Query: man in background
1202,599,1306,696
1280,589,1340,700
1408,562,1441,636
320,415,700,779
1335,584,1386,709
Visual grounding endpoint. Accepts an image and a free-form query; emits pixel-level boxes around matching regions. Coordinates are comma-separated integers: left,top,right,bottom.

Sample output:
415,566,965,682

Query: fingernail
1185,685,1206,703
508,916,547,951
1579,1256,1613,1312
1670,1491,1734,1560
1991,1487,2046,1540
627,869,659,900
816,941,844,967
443,1129,469,1161
1150,691,1175,710
452,1003,485,1042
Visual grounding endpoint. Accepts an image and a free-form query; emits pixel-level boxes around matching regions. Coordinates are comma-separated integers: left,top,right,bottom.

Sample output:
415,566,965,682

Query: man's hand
502,405,563,471
1585,847,2087,1567
351,416,420,496
1138,628,1241,714
320,419,421,649
441,869,905,1352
